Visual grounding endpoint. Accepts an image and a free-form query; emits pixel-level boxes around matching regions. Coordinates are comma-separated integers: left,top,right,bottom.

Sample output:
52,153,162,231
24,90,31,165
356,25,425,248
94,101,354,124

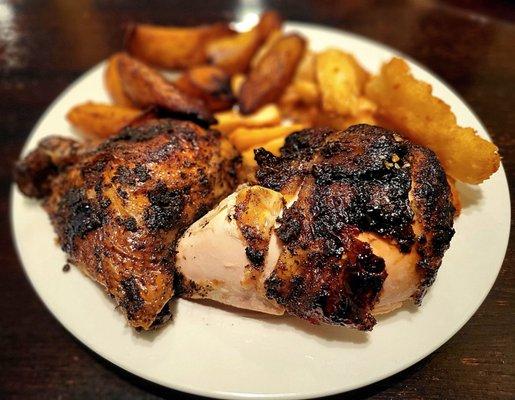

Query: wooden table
1,1,513,398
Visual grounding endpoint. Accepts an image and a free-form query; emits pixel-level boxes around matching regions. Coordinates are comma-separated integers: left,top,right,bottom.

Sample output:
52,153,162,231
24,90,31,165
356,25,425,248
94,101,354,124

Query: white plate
10,22,510,399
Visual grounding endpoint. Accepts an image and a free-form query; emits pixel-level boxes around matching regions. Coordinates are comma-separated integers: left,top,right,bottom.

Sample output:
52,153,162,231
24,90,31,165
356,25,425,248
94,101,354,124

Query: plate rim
9,20,511,399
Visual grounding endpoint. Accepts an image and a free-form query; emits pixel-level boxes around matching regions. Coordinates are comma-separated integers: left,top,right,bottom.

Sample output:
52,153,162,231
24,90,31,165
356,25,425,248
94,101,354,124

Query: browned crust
233,187,285,270
175,66,235,112
409,147,456,301
14,137,84,198
255,124,454,330
116,53,216,126
15,119,240,330
234,188,269,269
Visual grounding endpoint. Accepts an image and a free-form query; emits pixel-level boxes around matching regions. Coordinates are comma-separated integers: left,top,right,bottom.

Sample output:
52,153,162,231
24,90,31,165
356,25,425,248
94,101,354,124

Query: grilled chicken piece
176,125,455,330
177,185,286,315
15,119,240,330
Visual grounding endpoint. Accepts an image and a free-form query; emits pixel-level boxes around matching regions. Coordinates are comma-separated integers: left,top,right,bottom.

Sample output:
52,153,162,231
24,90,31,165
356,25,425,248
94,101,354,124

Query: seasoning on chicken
176,125,455,330
14,119,240,330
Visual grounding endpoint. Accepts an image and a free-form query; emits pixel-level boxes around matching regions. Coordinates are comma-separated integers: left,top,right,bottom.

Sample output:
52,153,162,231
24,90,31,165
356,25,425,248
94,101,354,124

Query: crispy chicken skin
15,119,240,329
254,125,455,330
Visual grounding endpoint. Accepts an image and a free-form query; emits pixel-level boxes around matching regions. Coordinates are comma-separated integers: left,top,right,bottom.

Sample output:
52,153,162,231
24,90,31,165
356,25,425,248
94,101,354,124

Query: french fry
316,49,369,116
104,53,134,107
126,22,233,69
229,124,305,151
213,104,281,134
66,102,141,138
365,57,500,183
175,66,234,112
239,34,306,114
116,53,215,125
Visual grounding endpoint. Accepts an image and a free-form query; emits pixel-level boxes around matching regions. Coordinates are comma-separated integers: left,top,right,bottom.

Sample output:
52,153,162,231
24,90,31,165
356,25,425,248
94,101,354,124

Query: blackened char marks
116,187,129,200
276,212,301,243
281,128,334,159
410,147,455,301
105,120,171,145
255,128,333,192
81,153,110,180
266,125,417,250
269,178,388,330
258,124,454,330
14,118,240,330
144,181,188,231
56,188,105,253
102,119,202,150
238,221,268,269
116,216,138,232
254,149,285,191
120,276,144,320
311,175,415,253
113,165,136,186
113,165,151,186
234,186,289,275
245,247,265,267
134,165,151,182
233,188,271,269
148,302,172,329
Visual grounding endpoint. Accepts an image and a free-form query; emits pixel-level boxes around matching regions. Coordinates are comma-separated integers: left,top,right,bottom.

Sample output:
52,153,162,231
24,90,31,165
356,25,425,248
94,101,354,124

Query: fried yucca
366,58,500,184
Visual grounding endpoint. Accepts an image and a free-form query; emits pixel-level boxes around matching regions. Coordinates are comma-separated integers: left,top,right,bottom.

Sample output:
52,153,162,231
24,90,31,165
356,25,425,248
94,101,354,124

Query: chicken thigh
15,119,240,329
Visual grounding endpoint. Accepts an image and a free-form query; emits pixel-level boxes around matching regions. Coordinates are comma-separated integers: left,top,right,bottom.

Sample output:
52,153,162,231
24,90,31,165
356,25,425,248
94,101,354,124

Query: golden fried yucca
366,57,500,184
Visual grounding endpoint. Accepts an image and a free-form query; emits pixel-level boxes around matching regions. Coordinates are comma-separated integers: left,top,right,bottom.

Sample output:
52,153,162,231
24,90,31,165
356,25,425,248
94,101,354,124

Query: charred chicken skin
15,119,240,330
177,125,455,330
16,121,454,332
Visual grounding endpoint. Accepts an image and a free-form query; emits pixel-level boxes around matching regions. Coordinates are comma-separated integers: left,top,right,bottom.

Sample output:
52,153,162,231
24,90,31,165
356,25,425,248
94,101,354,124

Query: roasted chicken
176,125,455,330
15,121,455,331
15,119,240,329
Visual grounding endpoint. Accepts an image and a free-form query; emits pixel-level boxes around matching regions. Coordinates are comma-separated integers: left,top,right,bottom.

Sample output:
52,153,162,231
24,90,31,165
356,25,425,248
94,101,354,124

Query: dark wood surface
0,1,513,399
